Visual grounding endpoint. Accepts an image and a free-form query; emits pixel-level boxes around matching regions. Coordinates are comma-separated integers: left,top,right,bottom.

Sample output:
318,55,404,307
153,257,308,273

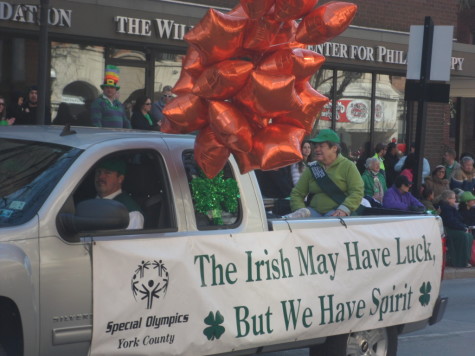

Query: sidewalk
443,266,475,280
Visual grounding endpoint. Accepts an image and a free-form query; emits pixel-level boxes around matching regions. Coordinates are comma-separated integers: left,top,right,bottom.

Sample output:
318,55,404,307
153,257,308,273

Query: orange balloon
208,101,254,153
253,124,305,170
160,117,181,134
162,94,208,133
240,0,275,19
296,2,358,45
184,9,248,65
194,126,231,179
228,4,249,18
192,60,254,100
274,0,318,21
172,69,195,95
247,112,270,130
233,102,270,130
273,82,329,133
232,149,261,174
258,48,325,80
235,71,302,117
243,17,281,51
267,20,307,52
183,47,205,77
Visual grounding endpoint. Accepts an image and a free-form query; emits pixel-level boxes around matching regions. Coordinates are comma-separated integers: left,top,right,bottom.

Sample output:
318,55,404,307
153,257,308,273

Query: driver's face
95,168,123,197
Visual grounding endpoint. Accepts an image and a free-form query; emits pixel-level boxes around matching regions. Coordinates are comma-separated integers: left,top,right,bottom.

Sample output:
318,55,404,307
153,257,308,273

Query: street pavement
443,266,475,280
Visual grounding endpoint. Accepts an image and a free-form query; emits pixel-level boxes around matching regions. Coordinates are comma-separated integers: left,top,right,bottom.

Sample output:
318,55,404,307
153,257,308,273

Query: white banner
91,218,442,355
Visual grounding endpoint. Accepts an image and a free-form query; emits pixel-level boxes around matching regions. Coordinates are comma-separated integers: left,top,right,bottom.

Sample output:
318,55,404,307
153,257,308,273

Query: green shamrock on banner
203,311,225,340
419,281,432,306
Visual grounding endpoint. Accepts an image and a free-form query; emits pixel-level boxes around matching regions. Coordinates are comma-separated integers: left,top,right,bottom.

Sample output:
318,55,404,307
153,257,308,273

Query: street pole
37,0,49,125
413,16,434,196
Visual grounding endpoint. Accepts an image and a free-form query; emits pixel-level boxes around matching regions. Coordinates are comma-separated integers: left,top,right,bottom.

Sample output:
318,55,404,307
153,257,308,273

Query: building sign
115,16,192,40
0,1,71,27
308,42,464,71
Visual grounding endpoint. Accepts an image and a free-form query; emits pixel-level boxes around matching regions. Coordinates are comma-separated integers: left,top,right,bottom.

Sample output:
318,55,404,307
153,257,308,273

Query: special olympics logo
131,260,169,309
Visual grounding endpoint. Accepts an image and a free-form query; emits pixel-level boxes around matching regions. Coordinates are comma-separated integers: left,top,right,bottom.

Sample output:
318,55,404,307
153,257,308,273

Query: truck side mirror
57,199,129,237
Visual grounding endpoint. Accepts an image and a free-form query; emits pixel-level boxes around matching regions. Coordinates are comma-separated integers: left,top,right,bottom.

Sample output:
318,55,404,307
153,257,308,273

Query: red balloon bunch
162,0,357,178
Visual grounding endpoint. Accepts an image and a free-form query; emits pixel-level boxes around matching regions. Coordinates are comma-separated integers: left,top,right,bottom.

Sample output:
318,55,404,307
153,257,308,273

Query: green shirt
290,154,364,214
361,170,387,197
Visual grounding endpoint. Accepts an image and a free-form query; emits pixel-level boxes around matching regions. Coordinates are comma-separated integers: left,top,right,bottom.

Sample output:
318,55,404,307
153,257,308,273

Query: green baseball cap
97,158,126,175
309,129,340,144
459,191,475,203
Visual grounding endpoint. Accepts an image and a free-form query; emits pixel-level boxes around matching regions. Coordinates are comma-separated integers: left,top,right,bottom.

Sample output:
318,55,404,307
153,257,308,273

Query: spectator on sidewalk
382,175,425,212
151,85,174,128
372,142,387,173
362,157,387,207
439,189,473,268
131,95,160,131
91,65,131,128
443,148,460,180
0,95,15,126
424,165,450,203
458,191,475,227
394,142,430,183
384,142,399,188
450,156,475,193
15,85,51,125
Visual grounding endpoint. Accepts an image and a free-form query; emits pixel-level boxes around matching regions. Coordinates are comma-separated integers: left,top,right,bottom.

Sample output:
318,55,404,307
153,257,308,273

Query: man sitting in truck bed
290,129,364,217
95,158,144,229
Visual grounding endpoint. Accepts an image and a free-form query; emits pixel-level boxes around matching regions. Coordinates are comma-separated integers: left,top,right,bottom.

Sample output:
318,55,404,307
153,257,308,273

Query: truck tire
0,345,6,356
309,327,398,356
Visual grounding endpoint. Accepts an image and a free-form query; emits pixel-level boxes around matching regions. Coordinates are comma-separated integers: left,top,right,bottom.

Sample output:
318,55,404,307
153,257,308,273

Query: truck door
39,147,178,356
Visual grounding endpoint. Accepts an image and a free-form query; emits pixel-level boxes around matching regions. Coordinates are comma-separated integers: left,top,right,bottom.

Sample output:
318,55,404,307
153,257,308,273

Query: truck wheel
0,345,6,356
309,327,398,356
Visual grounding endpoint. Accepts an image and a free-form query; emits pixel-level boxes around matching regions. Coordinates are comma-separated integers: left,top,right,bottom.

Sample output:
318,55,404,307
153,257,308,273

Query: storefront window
312,69,407,162
325,70,371,162
374,75,406,145
116,65,145,118
154,52,182,98
0,37,38,97
313,68,333,132
51,42,105,121
109,49,146,62
51,43,153,122
314,70,371,161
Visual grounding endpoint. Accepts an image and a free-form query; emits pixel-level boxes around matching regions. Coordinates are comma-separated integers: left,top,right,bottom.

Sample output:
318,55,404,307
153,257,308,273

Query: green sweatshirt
290,154,364,214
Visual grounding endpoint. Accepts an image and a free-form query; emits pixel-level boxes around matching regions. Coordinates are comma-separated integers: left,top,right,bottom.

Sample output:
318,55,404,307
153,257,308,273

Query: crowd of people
0,65,172,130
257,129,475,269
3,67,474,269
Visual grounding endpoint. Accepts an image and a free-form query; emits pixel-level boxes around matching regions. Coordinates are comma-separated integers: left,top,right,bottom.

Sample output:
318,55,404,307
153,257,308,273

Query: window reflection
312,69,407,164
154,52,182,99
109,48,146,61
335,71,370,163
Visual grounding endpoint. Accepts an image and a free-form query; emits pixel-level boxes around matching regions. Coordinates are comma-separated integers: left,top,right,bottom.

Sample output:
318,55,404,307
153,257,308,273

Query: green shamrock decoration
191,170,240,225
419,281,432,306
203,310,225,340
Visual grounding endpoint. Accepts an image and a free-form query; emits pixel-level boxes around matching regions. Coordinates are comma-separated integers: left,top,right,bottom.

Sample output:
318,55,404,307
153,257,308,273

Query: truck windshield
0,138,81,227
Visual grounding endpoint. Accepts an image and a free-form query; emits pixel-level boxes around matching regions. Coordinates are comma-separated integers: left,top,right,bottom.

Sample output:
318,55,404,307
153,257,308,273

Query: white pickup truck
0,126,446,356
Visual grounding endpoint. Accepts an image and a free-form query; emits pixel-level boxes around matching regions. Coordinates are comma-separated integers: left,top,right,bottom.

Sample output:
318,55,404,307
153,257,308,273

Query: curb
443,266,475,280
